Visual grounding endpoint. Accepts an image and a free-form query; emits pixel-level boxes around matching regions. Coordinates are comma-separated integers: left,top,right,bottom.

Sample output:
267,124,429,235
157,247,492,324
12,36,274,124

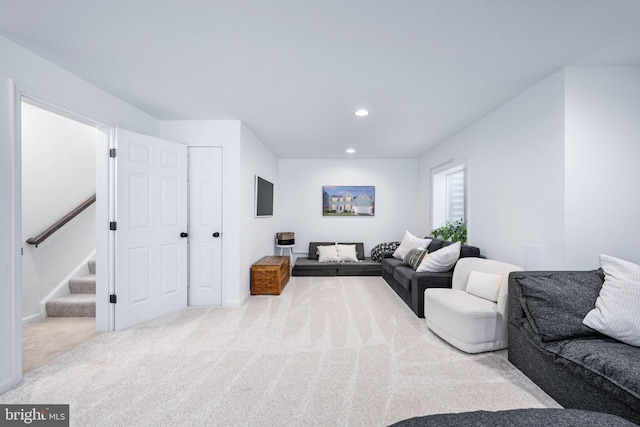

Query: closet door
114,129,187,330
187,147,223,305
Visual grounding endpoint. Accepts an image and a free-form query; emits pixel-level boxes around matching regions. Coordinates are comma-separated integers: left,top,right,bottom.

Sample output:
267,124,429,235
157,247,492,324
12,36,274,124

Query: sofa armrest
508,272,527,324
411,272,454,317
414,272,453,289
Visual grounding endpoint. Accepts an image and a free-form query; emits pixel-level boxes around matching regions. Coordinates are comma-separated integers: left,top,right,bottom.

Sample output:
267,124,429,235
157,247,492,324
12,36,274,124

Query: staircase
46,259,96,317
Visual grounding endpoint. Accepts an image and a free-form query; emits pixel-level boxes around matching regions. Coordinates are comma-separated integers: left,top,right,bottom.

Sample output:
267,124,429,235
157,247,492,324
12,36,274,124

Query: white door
114,129,188,330
188,147,223,305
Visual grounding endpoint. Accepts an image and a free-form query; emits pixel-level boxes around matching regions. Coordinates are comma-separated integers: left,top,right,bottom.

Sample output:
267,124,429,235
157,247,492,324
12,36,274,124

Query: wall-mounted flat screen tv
255,175,274,217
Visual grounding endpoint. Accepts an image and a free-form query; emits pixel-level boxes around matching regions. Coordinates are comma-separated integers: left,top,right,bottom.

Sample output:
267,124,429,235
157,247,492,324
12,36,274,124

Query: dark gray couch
291,242,381,276
381,238,481,318
391,408,638,426
508,270,640,425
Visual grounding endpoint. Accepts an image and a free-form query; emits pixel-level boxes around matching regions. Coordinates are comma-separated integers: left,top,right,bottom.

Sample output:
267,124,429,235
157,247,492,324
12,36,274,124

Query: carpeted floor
2,276,560,426
22,317,101,375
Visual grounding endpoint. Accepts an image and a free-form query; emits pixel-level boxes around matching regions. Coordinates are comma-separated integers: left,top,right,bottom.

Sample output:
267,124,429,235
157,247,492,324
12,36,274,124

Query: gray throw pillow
514,270,604,342
403,248,427,270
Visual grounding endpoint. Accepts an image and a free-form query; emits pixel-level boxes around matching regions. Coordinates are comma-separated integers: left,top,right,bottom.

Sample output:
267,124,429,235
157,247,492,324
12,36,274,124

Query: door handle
180,232,188,238
212,232,220,238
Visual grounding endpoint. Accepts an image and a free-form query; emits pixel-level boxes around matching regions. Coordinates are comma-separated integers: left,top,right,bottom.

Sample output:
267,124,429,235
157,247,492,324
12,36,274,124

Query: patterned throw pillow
371,241,401,262
404,248,427,270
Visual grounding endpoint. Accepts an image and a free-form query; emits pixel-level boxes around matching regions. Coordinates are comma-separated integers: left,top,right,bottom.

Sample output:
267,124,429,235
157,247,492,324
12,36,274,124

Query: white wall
419,67,640,270
240,124,279,297
0,37,159,135
277,159,419,257
0,35,160,392
21,102,97,320
418,71,566,269
564,67,640,268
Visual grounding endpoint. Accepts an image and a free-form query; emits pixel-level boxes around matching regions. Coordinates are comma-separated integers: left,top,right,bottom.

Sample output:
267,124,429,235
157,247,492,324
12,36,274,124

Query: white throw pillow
466,270,503,302
336,244,359,262
416,242,461,273
393,230,431,260
317,245,339,263
582,254,640,347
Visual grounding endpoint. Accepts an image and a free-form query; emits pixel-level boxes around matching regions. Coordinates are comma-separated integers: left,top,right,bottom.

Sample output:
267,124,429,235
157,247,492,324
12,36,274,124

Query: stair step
69,274,96,294
88,259,96,275
46,294,96,317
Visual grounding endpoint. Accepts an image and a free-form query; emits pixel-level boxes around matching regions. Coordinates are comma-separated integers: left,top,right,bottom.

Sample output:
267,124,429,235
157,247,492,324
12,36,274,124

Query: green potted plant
430,219,467,244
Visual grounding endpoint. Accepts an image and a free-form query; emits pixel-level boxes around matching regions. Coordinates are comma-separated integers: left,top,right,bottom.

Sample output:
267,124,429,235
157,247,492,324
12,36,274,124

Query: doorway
20,99,102,373
9,94,223,389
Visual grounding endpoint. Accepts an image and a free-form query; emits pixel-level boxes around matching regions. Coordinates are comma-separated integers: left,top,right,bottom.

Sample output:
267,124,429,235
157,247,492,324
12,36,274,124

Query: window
432,164,467,230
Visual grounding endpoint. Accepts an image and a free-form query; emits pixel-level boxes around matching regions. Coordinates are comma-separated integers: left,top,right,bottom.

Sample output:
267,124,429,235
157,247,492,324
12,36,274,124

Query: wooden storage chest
251,256,290,295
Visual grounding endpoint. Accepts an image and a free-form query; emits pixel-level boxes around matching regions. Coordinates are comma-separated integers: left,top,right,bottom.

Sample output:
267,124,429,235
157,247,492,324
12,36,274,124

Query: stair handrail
26,194,97,247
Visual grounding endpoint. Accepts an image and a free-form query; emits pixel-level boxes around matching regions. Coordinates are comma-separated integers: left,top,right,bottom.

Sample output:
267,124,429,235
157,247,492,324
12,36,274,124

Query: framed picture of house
322,186,375,216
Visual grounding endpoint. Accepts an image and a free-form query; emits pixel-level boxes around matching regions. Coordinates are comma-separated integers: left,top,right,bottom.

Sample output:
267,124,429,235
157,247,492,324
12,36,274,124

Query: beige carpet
22,317,101,375
2,276,559,426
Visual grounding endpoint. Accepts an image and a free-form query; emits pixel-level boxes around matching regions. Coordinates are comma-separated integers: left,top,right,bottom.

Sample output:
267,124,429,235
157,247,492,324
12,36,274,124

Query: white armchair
424,257,523,353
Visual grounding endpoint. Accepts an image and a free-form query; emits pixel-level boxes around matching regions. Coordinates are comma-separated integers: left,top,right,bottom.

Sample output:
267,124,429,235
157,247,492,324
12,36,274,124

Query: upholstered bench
291,242,381,276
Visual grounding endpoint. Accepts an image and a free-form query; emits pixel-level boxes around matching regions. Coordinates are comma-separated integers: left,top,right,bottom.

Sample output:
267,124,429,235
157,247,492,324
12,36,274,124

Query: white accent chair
424,257,523,353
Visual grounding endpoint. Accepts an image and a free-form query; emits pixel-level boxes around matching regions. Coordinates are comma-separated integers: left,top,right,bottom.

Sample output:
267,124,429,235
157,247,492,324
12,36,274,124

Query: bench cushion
382,257,404,276
292,258,337,270
518,318,640,411
338,258,381,276
392,266,415,292
308,242,366,260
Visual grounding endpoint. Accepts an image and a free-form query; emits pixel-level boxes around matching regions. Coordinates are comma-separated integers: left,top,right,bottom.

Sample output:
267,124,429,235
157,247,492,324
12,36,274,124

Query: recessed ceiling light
354,109,369,117
346,148,356,154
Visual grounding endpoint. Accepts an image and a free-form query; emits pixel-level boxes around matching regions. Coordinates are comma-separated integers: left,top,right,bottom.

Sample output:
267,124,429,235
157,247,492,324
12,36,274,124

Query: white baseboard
36,249,96,320
224,292,250,308
22,312,44,324
0,377,19,395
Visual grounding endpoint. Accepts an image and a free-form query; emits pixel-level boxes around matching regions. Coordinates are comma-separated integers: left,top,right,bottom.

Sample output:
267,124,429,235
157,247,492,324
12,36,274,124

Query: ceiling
2,1,640,159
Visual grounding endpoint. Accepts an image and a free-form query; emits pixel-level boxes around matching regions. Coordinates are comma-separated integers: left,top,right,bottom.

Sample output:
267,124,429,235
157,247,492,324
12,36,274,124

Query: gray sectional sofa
508,270,640,425
381,238,482,318
391,408,637,426
291,242,381,276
